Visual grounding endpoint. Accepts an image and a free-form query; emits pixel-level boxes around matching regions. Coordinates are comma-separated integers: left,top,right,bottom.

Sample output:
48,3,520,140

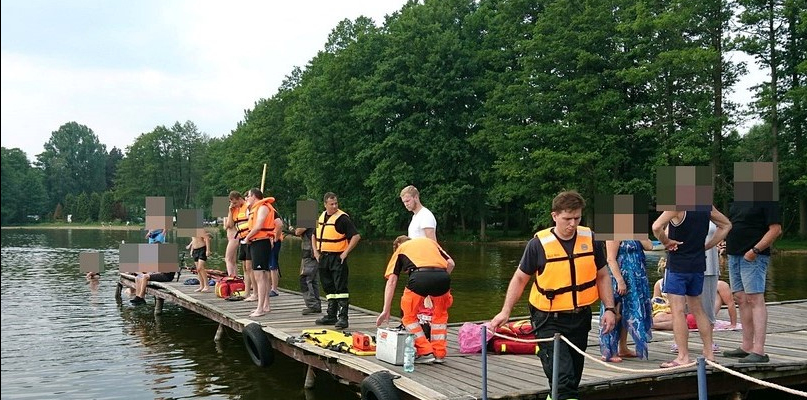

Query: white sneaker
433,357,446,364
415,353,436,364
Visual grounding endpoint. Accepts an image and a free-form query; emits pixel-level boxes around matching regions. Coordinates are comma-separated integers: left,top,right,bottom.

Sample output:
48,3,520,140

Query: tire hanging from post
360,371,400,400
243,323,274,367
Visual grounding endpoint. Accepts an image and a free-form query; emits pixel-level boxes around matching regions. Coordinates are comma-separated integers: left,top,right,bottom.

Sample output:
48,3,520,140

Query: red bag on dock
215,277,245,298
489,320,539,355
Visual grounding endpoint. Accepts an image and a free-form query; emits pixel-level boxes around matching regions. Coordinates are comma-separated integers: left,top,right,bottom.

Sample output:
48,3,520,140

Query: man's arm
596,265,617,334
341,234,361,262
745,223,783,261
204,234,211,256
652,211,683,251
705,206,731,250
375,274,399,327
489,269,531,330
424,227,437,241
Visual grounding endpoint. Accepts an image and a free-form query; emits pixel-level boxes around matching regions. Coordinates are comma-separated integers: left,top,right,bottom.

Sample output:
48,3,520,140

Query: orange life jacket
247,197,277,241
528,226,599,311
315,210,347,252
231,203,250,239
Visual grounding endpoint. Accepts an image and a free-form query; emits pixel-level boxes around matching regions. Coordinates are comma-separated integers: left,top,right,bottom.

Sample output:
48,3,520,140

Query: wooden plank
119,274,807,400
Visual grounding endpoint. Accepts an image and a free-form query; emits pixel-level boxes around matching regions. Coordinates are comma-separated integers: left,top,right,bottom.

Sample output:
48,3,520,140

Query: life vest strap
545,250,594,264
534,278,597,300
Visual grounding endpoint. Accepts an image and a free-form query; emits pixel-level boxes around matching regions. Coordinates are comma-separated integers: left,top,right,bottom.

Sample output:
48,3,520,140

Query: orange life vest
247,197,277,241
231,203,250,239
315,210,347,252
528,226,599,311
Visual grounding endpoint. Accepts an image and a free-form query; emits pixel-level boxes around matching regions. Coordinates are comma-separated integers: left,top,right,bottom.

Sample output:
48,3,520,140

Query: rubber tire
360,371,400,400
243,323,274,367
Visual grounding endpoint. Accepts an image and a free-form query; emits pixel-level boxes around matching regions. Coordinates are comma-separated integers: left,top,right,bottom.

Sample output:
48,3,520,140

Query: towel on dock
686,314,741,331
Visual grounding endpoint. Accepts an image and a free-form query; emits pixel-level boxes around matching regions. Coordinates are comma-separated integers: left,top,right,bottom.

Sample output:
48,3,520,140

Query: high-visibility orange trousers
401,288,453,358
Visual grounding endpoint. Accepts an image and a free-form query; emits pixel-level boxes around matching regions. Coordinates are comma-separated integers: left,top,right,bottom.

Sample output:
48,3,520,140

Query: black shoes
130,296,146,305
302,308,322,315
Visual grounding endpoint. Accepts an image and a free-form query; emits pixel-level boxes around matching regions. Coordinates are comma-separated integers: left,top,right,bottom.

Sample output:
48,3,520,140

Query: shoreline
3,225,805,253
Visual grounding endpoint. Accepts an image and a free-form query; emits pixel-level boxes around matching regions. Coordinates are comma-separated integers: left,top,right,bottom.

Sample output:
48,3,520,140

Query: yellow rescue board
301,329,376,356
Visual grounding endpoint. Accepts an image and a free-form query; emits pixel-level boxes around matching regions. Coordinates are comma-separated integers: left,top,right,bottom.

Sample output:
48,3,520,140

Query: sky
1,1,765,161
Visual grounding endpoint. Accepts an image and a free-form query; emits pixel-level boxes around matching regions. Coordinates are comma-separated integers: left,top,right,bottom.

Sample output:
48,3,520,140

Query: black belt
413,267,445,272
539,305,590,315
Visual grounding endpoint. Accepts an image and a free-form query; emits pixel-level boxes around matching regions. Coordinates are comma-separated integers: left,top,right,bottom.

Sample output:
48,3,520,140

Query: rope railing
481,327,807,398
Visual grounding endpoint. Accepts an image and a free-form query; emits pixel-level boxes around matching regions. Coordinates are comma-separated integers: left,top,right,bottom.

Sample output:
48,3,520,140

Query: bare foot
194,287,203,292
618,350,638,358
262,308,271,313
244,295,257,302
248,311,266,318
200,288,210,293
601,356,623,363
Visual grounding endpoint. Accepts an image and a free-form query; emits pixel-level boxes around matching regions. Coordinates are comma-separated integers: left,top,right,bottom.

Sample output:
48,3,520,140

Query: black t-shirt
518,228,606,276
321,212,359,240
726,202,781,256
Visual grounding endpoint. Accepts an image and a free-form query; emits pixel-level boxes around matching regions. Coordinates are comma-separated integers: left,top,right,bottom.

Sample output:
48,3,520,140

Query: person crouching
375,236,454,364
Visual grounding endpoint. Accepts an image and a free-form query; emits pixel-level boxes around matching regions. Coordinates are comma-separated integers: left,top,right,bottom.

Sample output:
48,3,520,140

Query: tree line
1,0,804,239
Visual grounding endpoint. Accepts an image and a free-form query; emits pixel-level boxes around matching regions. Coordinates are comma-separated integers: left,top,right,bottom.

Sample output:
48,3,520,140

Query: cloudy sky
1,1,763,161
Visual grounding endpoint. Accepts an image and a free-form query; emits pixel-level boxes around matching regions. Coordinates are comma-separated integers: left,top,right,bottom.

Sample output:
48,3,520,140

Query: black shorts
250,239,272,271
406,269,451,296
149,272,175,282
192,246,207,262
238,243,251,261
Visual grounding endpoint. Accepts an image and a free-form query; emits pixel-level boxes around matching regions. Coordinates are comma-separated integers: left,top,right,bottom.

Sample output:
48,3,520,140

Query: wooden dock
118,274,807,399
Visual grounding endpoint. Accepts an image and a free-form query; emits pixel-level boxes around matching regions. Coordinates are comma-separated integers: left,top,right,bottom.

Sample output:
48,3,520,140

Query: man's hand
663,239,682,252
600,309,617,334
376,311,390,327
489,311,510,332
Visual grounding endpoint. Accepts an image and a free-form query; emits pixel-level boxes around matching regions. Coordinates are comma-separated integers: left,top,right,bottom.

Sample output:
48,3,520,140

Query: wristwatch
752,247,762,254
604,307,616,314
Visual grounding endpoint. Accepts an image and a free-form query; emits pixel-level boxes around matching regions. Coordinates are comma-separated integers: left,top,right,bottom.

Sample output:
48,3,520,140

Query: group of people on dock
122,167,780,400
488,188,780,400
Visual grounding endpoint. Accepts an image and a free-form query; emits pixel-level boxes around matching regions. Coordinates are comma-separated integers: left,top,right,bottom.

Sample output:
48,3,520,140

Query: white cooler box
375,327,411,365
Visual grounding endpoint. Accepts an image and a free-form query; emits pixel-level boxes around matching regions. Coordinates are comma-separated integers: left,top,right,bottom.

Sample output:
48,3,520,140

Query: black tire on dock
360,371,400,400
243,323,274,367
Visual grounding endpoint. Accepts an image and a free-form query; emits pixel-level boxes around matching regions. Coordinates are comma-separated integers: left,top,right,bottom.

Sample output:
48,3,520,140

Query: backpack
215,277,246,298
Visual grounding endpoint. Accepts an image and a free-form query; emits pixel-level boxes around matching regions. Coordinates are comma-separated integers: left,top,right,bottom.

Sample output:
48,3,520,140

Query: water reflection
1,228,804,399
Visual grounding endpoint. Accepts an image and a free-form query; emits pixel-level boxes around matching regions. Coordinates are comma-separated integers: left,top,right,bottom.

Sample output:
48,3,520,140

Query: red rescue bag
215,276,245,298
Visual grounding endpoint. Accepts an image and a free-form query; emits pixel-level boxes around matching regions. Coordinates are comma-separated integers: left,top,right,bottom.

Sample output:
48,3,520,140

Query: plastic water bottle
403,334,415,373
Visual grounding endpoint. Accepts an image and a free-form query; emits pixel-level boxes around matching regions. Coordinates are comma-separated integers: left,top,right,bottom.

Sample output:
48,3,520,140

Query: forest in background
1,0,805,240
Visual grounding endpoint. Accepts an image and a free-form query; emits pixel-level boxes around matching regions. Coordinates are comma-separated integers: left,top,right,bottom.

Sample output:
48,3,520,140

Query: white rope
706,359,807,398
559,334,697,372
489,328,807,396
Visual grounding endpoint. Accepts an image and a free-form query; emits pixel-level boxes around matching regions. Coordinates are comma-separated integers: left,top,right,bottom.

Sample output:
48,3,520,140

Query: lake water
2,228,805,399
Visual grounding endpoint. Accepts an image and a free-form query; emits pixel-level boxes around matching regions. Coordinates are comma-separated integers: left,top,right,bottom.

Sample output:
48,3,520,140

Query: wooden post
154,297,164,315
214,324,225,342
260,163,267,192
304,365,316,389
115,282,122,302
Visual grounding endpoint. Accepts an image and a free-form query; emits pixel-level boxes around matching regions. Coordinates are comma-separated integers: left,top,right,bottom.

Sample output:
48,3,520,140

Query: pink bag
458,322,493,353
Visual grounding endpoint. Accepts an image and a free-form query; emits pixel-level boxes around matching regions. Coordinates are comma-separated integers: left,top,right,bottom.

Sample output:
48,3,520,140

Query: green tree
35,122,107,211
1,147,45,224
98,191,115,222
